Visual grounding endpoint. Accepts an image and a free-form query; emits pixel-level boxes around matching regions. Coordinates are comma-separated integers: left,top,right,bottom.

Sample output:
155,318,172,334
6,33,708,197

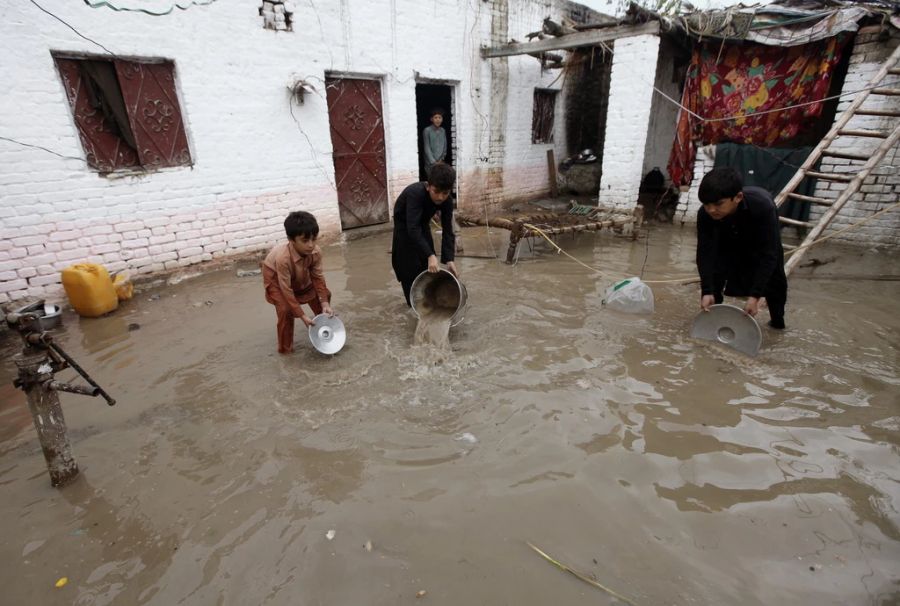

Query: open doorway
415,83,454,182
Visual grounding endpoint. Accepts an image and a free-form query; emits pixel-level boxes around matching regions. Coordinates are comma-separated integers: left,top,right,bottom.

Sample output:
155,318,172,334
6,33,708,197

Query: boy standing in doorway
421,106,464,253
422,108,447,173
696,167,787,329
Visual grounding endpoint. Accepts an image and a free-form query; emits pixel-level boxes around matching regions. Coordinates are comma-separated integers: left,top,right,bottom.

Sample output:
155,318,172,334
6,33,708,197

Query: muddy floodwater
1,224,898,605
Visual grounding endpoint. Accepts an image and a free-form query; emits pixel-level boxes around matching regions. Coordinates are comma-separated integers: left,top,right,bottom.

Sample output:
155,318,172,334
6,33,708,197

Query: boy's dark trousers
392,232,428,307
713,270,787,327
398,260,427,307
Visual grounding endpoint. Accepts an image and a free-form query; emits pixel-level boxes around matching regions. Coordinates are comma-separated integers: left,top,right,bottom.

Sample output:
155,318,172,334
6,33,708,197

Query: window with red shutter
53,55,192,173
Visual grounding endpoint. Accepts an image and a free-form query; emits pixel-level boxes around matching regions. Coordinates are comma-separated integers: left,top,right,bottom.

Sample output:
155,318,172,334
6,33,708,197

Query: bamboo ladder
775,43,900,275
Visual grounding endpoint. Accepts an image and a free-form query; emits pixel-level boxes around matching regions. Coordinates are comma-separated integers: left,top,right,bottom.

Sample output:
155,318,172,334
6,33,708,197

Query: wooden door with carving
325,78,389,229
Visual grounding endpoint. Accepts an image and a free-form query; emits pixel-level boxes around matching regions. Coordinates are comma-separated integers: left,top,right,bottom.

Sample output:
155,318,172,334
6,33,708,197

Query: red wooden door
325,78,389,229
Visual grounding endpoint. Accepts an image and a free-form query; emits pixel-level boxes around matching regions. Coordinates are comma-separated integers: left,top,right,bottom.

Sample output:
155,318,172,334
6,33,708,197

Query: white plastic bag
602,277,654,314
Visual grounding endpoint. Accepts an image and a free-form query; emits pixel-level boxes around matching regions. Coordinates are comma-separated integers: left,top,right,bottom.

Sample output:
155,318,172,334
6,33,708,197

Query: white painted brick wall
679,144,716,223
0,0,602,305
597,34,661,209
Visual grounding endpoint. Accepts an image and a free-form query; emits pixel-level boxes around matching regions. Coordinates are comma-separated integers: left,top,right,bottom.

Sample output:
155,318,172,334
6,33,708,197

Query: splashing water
412,274,460,349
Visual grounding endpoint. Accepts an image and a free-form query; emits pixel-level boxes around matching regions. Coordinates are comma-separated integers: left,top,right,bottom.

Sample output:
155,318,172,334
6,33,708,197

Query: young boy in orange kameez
262,211,333,353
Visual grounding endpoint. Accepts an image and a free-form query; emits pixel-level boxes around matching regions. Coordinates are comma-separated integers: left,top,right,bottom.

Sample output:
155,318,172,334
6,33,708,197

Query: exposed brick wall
259,0,294,31
679,28,900,252
0,0,602,304
809,30,900,247
462,0,607,213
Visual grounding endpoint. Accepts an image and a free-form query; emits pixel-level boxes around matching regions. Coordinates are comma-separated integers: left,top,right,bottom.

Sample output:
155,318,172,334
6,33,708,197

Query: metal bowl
37,304,62,331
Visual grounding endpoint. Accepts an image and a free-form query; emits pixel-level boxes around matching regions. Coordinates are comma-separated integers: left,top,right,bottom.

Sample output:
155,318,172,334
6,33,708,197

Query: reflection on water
1,225,898,605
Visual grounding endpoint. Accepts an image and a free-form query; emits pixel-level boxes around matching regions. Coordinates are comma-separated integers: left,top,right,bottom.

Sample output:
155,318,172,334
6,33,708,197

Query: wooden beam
547,149,558,198
480,21,660,58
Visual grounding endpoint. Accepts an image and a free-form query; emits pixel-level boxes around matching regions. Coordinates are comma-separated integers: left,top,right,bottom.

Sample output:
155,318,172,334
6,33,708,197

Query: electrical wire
31,0,115,55
0,135,86,163
306,0,334,72
287,96,337,192
639,209,653,280
652,79,900,124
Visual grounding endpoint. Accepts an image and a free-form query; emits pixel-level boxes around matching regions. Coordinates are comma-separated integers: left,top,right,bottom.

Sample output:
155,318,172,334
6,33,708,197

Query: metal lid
308,314,346,355
690,304,762,357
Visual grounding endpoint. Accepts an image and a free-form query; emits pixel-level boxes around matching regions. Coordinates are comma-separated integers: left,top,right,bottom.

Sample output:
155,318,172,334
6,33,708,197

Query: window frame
52,52,193,175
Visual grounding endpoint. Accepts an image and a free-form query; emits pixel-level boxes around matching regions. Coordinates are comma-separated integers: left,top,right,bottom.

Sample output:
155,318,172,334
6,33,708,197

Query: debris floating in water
363,540,373,552
416,590,427,598
527,541,636,605
456,432,478,444
325,529,336,541
55,577,68,588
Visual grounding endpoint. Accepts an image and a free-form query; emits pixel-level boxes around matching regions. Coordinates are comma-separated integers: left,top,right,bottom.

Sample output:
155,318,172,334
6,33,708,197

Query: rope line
652,80,900,124
521,223,698,285
785,202,900,257
521,202,900,285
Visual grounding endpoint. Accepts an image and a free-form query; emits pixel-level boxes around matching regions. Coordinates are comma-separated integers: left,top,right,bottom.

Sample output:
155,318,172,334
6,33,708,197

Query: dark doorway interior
565,47,613,164
415,83,454,182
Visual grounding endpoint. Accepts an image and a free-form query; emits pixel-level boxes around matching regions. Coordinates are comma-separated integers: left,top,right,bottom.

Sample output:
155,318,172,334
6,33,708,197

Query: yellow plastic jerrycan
61,263,119,317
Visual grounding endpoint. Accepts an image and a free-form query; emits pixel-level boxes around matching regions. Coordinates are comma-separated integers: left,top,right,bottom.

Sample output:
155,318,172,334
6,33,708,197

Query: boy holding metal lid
696,167,788,329
262,211,334,353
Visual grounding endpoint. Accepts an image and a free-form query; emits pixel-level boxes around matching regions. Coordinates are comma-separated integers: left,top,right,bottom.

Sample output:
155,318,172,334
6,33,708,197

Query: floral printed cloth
668,35,849,186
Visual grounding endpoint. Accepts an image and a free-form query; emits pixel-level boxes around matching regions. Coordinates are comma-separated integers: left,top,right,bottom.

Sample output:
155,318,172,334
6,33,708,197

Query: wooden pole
507,221,524,264
547,149,558,198
456,213,633,265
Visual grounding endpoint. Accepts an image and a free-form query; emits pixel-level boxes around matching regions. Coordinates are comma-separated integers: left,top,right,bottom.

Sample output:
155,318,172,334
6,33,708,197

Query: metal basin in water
690,304,762,357
38,304,62,331
10,300,62,331
410,269,468,327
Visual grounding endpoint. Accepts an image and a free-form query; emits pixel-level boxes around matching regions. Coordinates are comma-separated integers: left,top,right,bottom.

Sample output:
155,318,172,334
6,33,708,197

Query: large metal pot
410,268,468,327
